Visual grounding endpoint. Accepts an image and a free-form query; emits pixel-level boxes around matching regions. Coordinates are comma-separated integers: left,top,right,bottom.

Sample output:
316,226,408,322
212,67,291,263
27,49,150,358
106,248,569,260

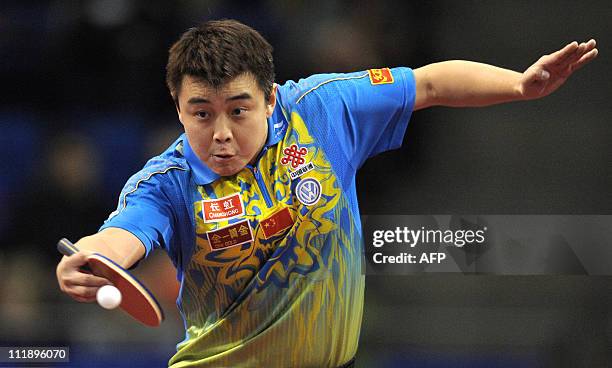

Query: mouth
211,153,235,163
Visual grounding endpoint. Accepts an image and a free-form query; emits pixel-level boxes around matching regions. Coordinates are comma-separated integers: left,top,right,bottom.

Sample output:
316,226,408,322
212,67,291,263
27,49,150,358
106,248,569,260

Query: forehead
179,73,263,100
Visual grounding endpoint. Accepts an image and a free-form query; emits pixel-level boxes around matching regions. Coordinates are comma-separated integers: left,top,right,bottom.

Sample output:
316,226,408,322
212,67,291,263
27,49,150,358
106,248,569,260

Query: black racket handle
57,238,79,256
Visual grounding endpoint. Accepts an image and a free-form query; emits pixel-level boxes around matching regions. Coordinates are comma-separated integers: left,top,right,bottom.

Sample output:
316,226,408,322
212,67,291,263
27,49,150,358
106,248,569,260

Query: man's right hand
55,229,146,302
56,250,111,303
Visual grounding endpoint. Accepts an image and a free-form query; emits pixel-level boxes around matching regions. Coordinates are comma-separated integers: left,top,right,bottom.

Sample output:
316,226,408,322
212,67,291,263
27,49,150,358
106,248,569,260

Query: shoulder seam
121,166,187,211
296,73,369,104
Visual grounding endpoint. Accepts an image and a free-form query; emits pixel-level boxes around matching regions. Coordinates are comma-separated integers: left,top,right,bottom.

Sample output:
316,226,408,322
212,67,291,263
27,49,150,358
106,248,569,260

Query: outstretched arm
56,228,145,302
413,39,598,111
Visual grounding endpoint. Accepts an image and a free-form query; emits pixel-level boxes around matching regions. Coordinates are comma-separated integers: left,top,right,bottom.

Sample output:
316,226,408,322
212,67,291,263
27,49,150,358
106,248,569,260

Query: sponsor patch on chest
289,162,315,180
206,219,253,250
295,178,322,206
281,144,308,169
201,193,245,223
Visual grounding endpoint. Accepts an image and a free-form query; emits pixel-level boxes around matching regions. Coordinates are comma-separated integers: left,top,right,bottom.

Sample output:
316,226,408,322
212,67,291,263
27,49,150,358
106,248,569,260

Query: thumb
524,66,550,83
535,68,550,81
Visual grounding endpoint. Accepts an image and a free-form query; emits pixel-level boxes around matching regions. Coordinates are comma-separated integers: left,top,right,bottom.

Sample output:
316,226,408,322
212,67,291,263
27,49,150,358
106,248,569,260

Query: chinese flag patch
260,207,294,239
368,68,394,85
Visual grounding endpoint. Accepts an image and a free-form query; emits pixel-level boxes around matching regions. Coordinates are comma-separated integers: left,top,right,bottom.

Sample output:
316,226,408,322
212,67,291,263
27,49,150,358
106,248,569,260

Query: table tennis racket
57,238,164,327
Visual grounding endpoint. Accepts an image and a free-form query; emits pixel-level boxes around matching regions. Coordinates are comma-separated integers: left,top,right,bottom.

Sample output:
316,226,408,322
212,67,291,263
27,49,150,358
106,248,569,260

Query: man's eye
232,108,246,116
196,111,209,119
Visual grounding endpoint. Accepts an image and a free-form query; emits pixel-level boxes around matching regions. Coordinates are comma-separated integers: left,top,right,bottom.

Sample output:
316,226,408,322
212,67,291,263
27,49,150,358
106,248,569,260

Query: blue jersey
101,67,415,367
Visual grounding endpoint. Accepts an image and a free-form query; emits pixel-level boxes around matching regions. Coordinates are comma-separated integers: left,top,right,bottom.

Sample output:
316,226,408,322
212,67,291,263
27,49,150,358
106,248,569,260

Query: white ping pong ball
97,285,122,310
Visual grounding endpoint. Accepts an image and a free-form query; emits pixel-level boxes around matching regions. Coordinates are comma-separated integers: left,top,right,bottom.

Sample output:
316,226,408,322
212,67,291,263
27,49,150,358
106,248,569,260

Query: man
56,19,597,368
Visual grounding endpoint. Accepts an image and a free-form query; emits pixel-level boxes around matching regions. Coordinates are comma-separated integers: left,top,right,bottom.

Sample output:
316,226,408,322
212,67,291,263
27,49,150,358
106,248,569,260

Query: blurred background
0,0,610,367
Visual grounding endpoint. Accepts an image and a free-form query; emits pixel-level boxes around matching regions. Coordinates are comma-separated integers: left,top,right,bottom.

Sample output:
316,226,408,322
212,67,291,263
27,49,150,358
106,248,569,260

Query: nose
212,118,233,143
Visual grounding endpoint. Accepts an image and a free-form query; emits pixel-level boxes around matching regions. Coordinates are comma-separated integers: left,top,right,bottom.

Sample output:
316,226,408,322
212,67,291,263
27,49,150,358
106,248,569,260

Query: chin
213,165,243,177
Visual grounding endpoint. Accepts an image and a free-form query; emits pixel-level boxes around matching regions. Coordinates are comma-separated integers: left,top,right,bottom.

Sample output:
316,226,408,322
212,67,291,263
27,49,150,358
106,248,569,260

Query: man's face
176,73,276,176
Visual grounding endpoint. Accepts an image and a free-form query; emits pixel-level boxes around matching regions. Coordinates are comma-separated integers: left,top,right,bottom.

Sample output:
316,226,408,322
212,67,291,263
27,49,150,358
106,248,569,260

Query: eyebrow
187,93,253,105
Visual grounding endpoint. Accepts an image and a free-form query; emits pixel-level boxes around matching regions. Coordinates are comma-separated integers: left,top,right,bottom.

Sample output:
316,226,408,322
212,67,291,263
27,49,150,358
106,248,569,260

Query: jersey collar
266,96,288,146
183,100,288,186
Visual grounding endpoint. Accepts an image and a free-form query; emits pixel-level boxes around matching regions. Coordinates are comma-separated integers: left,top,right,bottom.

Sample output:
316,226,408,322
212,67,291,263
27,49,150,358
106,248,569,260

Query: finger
571,48,599,72
66,272,111,288
66,285,100,300
548,41,579,65
579,39,597,59
62,252,90,268
73,295,97,303
554,42,586,68
583,38,597,51
57,255,86,286
562,39,596,66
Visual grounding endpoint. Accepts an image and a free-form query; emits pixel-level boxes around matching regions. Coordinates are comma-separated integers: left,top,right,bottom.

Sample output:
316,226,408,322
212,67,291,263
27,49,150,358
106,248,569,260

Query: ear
174,97,184,126
265,84,278,118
